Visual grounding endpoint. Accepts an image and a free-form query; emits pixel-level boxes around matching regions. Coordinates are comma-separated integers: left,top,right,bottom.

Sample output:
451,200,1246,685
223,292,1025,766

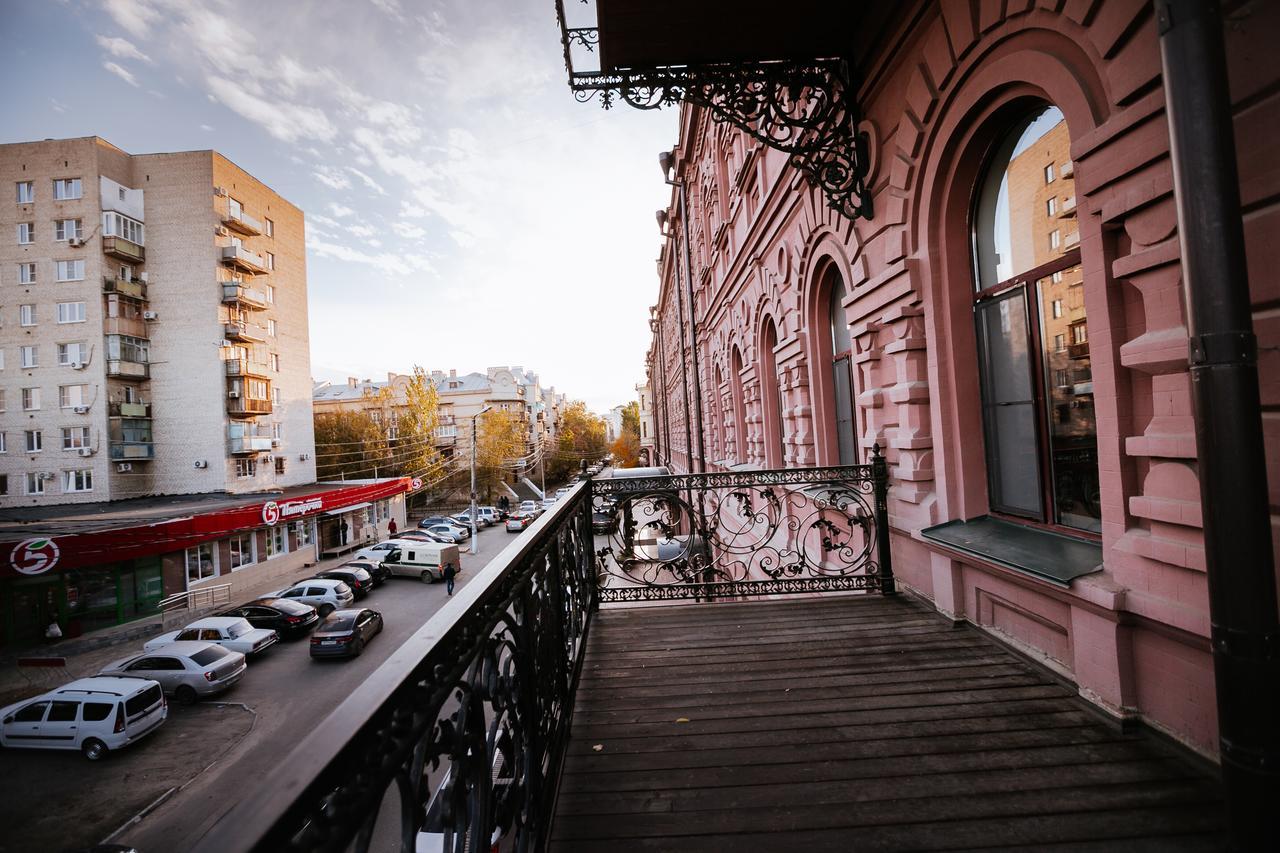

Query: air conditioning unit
73,406,89,414
77,447,94,458
193,460,208,469
39,472,55,480
71,360,85,370
69,237,85,248
219,339,233,348
270,439,281,447
139,272,149,282
228,390,241,398
215,226,230,237
214,186,228,197
116,463,132,473
142,311,158,321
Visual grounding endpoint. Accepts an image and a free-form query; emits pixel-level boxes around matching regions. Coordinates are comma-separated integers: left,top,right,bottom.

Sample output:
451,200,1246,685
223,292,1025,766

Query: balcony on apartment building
106,359,149,380
108,401,150,418
195,459,1225,852
103,236,145,263
222,207,263,237
102,275,148,300
224,357,272,379
109,440,154,460
227,393,272,417
1061,159,1075,178
104,316,150,338
228,423,275,455
221,281,269,310
1057,195,1077,218
224,321,265,343
221,244,268,275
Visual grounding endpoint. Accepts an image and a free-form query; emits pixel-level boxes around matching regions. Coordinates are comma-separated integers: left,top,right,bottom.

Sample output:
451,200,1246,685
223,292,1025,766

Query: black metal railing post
872,444,896,596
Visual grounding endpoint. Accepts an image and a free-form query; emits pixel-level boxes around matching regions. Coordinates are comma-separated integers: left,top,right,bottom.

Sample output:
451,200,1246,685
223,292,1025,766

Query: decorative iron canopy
555,0,874,220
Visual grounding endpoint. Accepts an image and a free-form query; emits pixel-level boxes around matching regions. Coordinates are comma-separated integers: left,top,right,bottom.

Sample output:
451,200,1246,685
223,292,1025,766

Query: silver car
100,640,247,704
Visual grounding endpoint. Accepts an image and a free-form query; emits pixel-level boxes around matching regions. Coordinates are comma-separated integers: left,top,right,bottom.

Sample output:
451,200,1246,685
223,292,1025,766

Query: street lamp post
470,405,492,555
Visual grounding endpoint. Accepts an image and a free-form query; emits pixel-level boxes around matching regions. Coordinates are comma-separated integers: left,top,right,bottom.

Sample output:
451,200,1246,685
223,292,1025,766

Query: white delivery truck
381,541,461,584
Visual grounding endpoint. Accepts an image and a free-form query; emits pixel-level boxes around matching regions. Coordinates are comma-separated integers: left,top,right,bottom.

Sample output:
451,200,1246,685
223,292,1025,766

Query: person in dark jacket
442,561,457,595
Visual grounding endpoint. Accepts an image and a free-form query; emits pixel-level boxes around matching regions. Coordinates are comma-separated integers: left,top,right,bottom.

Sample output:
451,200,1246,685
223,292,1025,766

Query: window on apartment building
59,385,87,408
57,302,86,324
16,181,34,203
52,178,82,200
56,260,85,281
265,523,287,557
271,387,281,405
235,458,256,478
0,474,6,494
266,285,275,304
17,223,34,244
20,345,37,368
62,426,90,449
102,212,144,244
0,432,6,453
270,422,283,439
267,319,277,337
273,456,286,476
20,304,36,326
265,252,275,271
57,342,87,365
19,262,36,284
106,335,149,364
245,379,268,400
54,219,83,241
119,418,151,445
228,532,255,569
228,197,243,218
64,469,92,492
970,103,1098,534
1046,197,1057,216
270,353,280,372
0,390,5,411
21,388,41,411
264,218,274,237
25,429,42,452
25,472,44,495
185,543,217,586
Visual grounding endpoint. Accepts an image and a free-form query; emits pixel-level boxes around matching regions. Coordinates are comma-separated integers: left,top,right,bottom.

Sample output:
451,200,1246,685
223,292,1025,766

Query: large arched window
730,345,747,463
713,362,726,462
759,318,785,467
829,270,858,464
971,104,1099,533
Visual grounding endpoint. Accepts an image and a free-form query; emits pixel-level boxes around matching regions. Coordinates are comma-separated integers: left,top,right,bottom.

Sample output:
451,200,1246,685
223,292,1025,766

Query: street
0,520,515,853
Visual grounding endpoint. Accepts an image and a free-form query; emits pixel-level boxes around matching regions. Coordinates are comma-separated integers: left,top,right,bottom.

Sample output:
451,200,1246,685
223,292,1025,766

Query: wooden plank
583,618,951,654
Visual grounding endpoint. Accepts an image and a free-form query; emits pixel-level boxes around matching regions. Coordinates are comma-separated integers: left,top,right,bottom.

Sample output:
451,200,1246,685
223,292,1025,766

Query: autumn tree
313,410,390,480
475,407,527,500
547,401,607,483
391,366,442,481
610,401,642,468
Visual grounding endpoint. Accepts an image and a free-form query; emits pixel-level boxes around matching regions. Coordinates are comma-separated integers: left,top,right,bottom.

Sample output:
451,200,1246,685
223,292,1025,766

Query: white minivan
381,541,462,583
0,676,167,760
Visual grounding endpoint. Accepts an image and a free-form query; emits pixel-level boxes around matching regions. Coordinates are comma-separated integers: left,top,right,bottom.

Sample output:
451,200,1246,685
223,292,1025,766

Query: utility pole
469,405,491,555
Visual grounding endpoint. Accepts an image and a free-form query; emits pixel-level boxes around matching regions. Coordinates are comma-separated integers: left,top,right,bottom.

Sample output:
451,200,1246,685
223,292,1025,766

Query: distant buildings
636,381,655,465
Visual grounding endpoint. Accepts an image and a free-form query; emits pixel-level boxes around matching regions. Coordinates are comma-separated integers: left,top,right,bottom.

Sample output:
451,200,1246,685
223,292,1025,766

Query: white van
381,541,461,583
0,676,167,760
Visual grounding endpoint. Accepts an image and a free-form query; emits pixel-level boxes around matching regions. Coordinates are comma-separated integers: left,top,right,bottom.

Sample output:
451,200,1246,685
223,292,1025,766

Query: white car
541,498,557,510
555,487,572,499
144,616,278,656
353,539,428,564
519,500,542,517
450,510,491,528
101,641,247,704
422,522,470,543
0,676,166,760
271,579,355,616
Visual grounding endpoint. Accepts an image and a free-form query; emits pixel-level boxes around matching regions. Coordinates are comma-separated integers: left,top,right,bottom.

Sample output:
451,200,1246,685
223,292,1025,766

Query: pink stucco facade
645,0,1279,758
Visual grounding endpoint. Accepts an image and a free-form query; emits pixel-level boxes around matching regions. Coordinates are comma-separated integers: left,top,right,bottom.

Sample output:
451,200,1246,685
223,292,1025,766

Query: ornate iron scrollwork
554,5,874,220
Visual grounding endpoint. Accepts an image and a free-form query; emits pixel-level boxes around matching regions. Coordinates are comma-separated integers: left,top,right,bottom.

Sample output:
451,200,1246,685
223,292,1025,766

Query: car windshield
227,621,252,638
271,599,310,615
323,615,356,631
191,646,230,665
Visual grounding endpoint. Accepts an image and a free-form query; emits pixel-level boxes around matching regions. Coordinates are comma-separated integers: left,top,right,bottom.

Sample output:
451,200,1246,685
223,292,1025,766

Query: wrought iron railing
194,457,892,853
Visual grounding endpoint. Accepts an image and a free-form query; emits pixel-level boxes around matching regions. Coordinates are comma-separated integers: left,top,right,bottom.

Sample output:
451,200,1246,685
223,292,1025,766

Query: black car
219,597,319,639
340,559,389,586
311,566,374,599
310,608,383,659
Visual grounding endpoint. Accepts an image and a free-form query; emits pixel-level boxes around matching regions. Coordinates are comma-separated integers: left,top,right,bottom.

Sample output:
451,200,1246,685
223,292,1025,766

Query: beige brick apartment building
0,136,317,505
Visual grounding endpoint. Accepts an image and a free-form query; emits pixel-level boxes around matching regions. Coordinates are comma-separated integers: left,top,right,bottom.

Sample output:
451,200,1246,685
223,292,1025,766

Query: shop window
265,524,287,559
971,104,1100,533
229,532,255,570
185,543,216,586
294,519,314,547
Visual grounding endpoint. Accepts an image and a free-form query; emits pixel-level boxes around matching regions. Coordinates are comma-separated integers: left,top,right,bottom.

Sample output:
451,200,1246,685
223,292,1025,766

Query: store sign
411,477,424,491
11,538,61,575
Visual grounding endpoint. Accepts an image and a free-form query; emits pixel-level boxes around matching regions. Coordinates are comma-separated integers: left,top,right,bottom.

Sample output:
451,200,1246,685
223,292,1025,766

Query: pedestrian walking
388,517,398,537
442,561,457,596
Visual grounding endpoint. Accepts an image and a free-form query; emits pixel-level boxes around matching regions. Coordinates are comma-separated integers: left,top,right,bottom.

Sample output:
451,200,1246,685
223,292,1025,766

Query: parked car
100,642,246,705
422,522,470,542
342,558,391,585
144,616,277,656
505,511,535,533
218,597,319,639
271,579,354,616
312,565,375,599
540,498,557,511
555,487,572,499
592,510,618,536
310,608,384,659
416,515,455,529
480,505,504,522
0,676,166,760
383,542,462,582
451,509,491,529
519,500,542,517
394,530,451,544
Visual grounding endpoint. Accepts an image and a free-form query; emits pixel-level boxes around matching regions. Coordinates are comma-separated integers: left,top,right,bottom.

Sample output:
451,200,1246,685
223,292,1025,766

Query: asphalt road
91,522,515,853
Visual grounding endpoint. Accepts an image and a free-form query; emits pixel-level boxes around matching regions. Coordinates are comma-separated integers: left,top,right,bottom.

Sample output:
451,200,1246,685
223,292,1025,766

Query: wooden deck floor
550,594,1224,852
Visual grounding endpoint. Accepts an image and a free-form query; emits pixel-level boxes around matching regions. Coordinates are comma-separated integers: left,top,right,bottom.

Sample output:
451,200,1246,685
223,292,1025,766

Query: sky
0,0,676,414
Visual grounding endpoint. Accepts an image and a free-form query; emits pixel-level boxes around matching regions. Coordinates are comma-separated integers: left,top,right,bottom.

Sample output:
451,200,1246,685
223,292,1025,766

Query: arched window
828,270,858,464
730,346,747,463
759,318,784,467
971,104,1099,533
714,362,726,462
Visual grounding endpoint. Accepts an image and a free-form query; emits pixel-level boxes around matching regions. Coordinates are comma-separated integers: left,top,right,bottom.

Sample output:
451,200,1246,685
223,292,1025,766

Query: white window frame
20,345,37,369
19,262,36,284
62,426,90,449
57,302,87,324
1044,164,1055,184
63,469,92,493
25,429,42,452
20,304,36,326
1046,197,1057,216
267,319,277,337
235,458,256,478
57,342,87,366
56,260,85,282
17,223,34,244
101,211,144,244
52,178,82,200
54,219,83,242
265,524,288,559
25,472,44,495
59,385,87,408
0,433,6,453
21,388,41,411
270,353,280,372
228,532,256,570
265,252,275,271
264,218,274,237
185,542,218,587
16,181,34,203
266,285,275,304
1049,230,1061,251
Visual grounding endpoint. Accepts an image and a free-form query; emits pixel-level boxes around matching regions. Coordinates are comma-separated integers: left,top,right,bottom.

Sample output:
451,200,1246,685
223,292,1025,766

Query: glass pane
973,106,1069,291
976,292,1043,518
1035,265,1100,532
830,273,852,354
831,356,858,465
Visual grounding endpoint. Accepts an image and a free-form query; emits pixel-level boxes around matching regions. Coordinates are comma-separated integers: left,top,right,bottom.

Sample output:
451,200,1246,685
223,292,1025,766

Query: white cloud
306,234,436,277
205,75,336,143
392,221,428,240
103,61,140,87
103,0,160,38
328,202,355,218
348,167,387,196
95,35,153,63
347,224,377,239
313,167,351,190
50,99,67,113
199,123,214,131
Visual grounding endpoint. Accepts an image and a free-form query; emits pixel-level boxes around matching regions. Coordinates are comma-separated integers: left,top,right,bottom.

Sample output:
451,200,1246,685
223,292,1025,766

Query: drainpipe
675,181,707,473
1156,0,1279,845
667,234,696,475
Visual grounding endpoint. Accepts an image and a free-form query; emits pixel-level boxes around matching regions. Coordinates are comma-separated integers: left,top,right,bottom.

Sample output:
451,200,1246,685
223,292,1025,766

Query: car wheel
81,738,108,761
421,570,434,584
175,685,198,706
319,604,334,617
350,639,364,657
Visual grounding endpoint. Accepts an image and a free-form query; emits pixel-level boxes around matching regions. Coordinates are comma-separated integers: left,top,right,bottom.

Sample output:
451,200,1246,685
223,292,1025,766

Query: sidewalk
0,546,368,707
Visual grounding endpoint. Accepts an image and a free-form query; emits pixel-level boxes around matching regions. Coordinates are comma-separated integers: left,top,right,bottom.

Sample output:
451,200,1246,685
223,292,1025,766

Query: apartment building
0,136,317,506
